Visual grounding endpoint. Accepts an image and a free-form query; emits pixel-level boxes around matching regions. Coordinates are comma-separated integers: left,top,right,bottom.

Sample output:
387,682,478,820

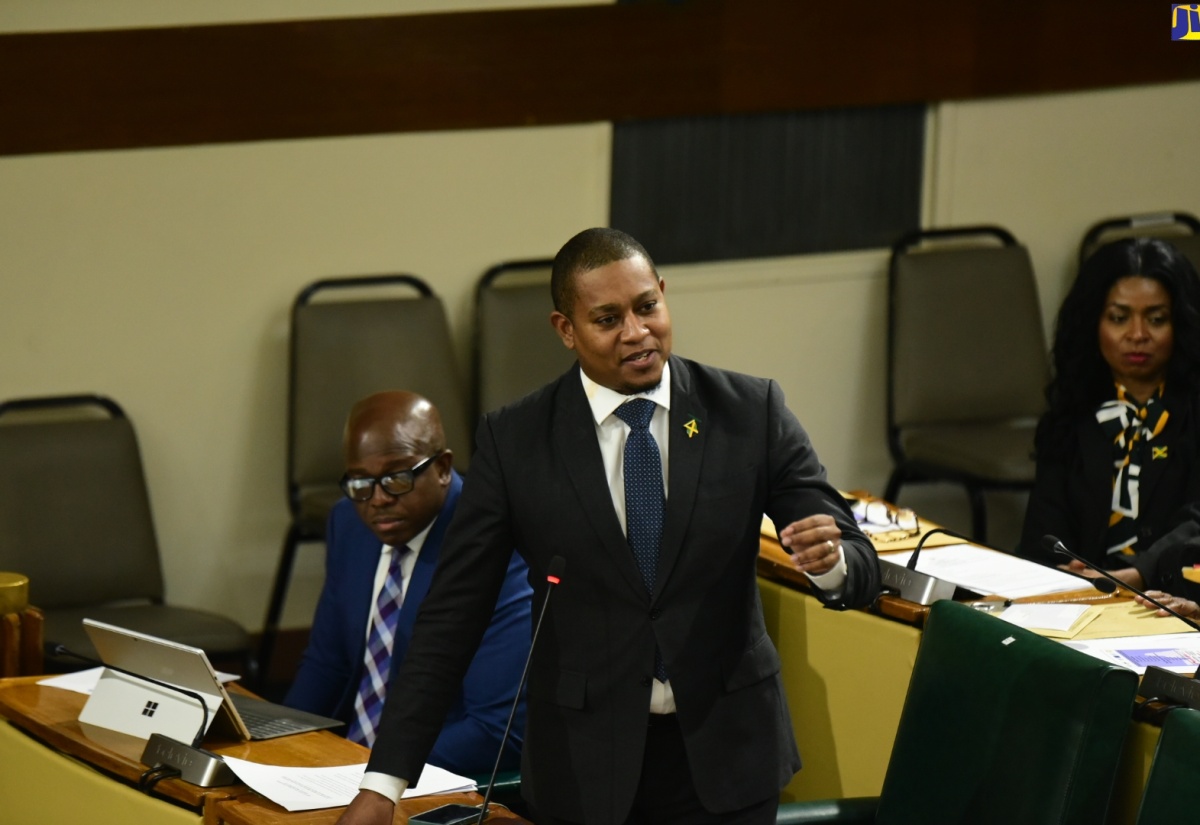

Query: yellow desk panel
0,718,200,825
759,576,920,802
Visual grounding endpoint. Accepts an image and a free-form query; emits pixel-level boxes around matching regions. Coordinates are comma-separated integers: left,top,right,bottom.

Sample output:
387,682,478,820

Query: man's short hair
551,228,658,316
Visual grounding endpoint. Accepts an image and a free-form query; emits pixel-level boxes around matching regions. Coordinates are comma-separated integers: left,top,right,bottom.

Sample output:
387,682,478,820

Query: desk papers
881,544,1090,599
1065,632,1200,674
222,757,476,812
994,603,1095,636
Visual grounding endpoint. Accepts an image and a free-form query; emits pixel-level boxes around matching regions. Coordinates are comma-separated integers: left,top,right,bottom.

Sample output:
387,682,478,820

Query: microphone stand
876,526,959,605
1040,535,1200,633
411,556,567,825
474,555,565,824
1041,535,1200,713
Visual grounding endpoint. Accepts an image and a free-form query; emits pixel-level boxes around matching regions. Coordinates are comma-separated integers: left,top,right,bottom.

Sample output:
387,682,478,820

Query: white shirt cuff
804,545,847,598
359,771,408,803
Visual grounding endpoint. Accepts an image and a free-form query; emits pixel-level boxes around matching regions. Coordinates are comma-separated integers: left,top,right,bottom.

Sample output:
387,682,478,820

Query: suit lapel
389,473,461,675
657,358,706,599
554,367,649,599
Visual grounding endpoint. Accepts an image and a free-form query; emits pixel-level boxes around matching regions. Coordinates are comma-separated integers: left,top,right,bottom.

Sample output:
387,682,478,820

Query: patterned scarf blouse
1095,383,1168,557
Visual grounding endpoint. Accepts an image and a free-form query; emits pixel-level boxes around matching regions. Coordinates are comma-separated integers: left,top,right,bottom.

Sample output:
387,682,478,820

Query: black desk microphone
1040,535,1200,633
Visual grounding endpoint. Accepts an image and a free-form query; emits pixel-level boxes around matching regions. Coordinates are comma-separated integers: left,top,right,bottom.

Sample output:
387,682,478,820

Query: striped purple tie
347,546,408,746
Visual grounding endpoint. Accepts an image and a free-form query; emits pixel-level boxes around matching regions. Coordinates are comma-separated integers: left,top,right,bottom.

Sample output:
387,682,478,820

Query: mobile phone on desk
409,802,484,825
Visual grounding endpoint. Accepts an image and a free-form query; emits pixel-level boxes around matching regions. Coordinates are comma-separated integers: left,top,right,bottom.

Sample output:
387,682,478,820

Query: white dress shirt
360,364,847,801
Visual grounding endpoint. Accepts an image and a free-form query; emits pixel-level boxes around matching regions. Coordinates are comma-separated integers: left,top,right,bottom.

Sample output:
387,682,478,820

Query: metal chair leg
966,484,988,544
258,523,302,683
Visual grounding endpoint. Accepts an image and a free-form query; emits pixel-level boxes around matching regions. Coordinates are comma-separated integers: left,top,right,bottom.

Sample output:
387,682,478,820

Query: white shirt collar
578,361,672,426
382,513,436,558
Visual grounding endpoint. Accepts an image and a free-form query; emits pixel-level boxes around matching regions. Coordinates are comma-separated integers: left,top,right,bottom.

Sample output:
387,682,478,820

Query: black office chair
259,274,470,679
885,225,1047,541
0,394,252,673
778,599,1138,825
1079,211,1200,269
472,259,575,424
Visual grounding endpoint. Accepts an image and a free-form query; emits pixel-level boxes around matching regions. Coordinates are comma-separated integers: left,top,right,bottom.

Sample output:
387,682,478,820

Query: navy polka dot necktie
615,398,668,680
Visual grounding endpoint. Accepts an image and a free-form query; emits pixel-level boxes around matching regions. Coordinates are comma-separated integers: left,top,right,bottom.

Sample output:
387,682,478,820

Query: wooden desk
206,791,528,825
0,676,527,825
755,530,1160,825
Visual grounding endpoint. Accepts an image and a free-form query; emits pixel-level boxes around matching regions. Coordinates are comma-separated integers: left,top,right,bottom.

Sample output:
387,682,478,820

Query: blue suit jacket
284,471,532,775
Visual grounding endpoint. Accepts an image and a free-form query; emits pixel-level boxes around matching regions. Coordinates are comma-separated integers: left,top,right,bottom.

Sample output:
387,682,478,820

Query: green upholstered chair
1133,707,1200,823
783,599,1138,825
468,770,525,819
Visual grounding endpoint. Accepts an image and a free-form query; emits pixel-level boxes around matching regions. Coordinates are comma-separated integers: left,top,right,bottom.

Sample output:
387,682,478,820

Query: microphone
1042,535,1200,713
906,527,968,571
46,642,210,747
475,555,565,823
412,556,567,825
1040,535,1200,633
876,527,961,605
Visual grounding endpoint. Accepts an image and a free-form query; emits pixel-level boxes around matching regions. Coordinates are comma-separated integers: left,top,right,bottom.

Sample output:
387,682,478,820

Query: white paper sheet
222,757,477,812
1065,632,1200,674
995,603,1091,633
882,543,1092,599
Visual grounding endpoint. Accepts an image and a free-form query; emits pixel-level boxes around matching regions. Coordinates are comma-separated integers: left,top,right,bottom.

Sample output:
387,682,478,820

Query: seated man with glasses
284,390,532,775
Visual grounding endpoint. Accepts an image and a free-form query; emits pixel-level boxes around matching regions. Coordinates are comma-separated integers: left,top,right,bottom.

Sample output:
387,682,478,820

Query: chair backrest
1079,212,1200,270
472,260,575,420
888,226,1047,441
0,395,165,609
1134,706,1200,823
289,275,471,518
875,600,1138,825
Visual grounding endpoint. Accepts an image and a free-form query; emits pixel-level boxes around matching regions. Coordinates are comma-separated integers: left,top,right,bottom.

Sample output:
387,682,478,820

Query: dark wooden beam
1,0,1196,156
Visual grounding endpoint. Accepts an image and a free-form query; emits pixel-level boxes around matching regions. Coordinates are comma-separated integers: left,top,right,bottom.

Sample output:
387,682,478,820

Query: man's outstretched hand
335,790,395,825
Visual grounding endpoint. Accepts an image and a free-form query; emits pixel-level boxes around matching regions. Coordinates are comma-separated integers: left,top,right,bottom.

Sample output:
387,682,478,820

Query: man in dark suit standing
338,229,882,825
285,391,532,774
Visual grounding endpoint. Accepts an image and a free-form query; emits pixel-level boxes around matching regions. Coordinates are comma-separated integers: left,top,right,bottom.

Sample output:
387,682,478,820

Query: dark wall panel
1,1,1197,156
611,107,925,263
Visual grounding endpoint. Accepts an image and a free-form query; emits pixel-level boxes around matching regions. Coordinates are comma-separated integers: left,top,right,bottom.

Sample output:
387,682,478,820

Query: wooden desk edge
757,534,1124,629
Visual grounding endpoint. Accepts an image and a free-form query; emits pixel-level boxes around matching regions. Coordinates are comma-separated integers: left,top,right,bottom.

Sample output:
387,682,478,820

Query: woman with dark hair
1017,237,1200,615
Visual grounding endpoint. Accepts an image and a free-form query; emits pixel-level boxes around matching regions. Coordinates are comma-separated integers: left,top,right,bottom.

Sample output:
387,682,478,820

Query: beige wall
2,0,1198,629
0,126,611,628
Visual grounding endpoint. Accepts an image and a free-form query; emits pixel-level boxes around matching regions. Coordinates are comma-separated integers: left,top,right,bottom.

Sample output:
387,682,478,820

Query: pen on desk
968,600,1013,613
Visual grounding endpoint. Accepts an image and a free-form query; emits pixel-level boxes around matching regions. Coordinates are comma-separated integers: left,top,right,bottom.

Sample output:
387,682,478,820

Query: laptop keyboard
226,693,342,739
234,702,316,738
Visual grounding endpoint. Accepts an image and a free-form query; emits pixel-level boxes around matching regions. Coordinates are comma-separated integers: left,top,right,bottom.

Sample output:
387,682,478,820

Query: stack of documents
1064,633,1200,675
223,757,476,812
989,600,1199,674
881,543,1092,599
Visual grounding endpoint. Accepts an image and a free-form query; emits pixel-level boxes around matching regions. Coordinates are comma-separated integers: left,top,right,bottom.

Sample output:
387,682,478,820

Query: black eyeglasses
339,451,443,502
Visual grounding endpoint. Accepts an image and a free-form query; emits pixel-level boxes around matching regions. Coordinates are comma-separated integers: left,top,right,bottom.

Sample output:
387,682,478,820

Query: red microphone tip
546,575,561,585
